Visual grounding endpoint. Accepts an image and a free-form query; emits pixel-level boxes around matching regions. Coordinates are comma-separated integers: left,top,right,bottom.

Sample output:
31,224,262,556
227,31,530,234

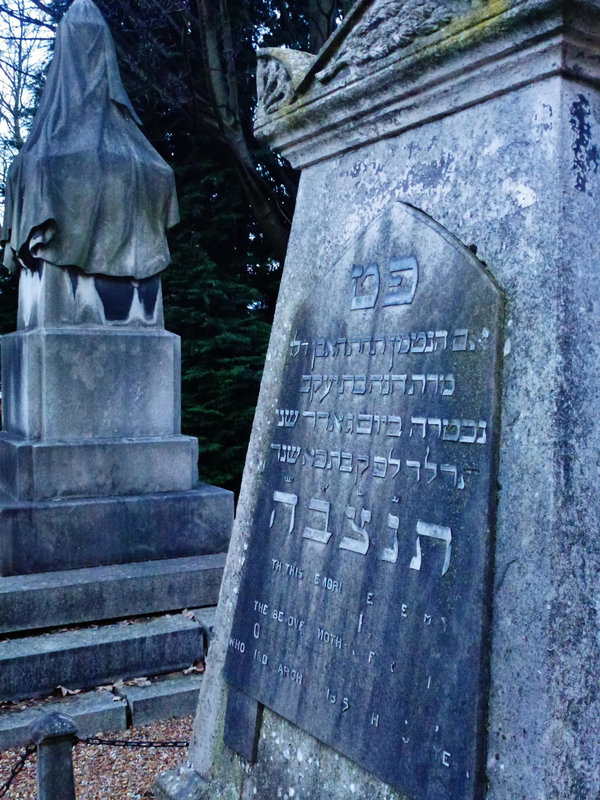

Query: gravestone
157,1,600,799
223,203,503,800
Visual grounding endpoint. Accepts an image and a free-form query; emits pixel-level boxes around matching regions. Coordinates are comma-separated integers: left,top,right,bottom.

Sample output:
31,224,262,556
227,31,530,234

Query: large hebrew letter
383,255,418,306
314,450,327,468
442,419,460,442
302,498,332,544
426,374,439,394
320,376,338,400
476,421,487,444
283,409,299,427
340,452,353,472
408,375,426,395
270,443,281,460
290,333,307,358
302,411,316,428
386,416,402,437
381,513,399,563
388,448,401,478
441,374,455,396
434,330,448,351
340,506,371,555
459,420,477,444
373,456,387,478
424,447,438,484
452,329,468,351
357,414,374,435
269,491,298,534
409,521,452,576
286,445,301,464
411,332,427,353
351,263,380,310
410,416,427,438
302,448,315,467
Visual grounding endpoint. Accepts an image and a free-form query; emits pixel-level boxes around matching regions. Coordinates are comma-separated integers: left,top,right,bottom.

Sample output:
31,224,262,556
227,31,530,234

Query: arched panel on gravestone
224,201,504,800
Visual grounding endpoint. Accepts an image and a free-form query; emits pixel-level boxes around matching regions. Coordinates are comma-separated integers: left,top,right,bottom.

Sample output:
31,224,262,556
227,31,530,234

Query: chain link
77,736,189,749
0,742,36,798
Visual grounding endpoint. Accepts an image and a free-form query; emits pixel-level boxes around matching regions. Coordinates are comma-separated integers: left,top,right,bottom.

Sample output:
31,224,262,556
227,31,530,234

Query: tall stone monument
0,2,231,609
158,1,600,798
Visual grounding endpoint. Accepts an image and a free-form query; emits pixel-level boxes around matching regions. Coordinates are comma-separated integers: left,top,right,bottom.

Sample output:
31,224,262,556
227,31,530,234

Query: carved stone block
1,328,181,441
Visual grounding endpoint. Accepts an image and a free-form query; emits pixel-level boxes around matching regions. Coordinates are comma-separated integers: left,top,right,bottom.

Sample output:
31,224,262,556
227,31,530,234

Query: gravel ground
0,715,193,799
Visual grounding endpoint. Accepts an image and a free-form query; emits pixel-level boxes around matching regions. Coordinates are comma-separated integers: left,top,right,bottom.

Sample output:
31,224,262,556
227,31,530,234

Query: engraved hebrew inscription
224,202,503,800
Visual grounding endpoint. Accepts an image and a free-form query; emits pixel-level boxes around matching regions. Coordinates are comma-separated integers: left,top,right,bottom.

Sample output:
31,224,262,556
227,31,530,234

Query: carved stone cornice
255,48,315,126
255,0,600,169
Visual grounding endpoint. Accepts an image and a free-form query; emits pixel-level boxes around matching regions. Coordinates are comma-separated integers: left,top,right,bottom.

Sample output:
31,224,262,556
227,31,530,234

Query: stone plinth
0,434,198,501
1,328,181,440
0,483,233,576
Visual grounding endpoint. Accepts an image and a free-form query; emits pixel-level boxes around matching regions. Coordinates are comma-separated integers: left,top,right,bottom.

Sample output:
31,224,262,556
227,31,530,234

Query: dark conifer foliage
0,0,348,491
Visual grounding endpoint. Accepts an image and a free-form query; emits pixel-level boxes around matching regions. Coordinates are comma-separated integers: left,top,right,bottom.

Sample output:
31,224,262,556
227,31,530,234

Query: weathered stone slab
0,554,225,634
160,3,600,800
0,615,204,702
0,692,129,751
0,433,198,501
117,674,204,726
0,484,233,576
1,328,181,440
224,202,502,799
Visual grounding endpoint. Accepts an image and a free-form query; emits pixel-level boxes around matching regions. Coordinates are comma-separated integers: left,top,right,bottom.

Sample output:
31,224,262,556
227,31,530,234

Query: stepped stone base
0,692,129,751
0,284,233,715
0,483,233,576
0,672,206,751
117,674,204,726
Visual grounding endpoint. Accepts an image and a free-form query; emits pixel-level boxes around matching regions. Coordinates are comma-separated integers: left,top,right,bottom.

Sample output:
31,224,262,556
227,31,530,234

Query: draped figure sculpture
1,0,179,327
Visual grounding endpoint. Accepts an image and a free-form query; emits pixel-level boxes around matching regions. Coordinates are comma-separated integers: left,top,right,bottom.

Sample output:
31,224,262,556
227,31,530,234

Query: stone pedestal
0,271,233,577
1,328,181,440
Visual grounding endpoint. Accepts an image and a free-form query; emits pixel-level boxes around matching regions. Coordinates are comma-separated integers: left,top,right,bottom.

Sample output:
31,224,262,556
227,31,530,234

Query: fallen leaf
57,685,80,697
130,677,152,687
183,660,205,675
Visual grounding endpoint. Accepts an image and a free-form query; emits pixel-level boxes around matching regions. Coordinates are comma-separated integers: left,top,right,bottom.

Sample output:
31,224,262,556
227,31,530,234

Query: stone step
0,614,205,702
0,690,128,751
0,482,233,576
116,673,204,727
0,554,226,634
0,672,204,751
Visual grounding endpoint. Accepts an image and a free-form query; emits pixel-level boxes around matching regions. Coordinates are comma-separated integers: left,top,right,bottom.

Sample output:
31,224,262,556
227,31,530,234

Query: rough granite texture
160,2,600,799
